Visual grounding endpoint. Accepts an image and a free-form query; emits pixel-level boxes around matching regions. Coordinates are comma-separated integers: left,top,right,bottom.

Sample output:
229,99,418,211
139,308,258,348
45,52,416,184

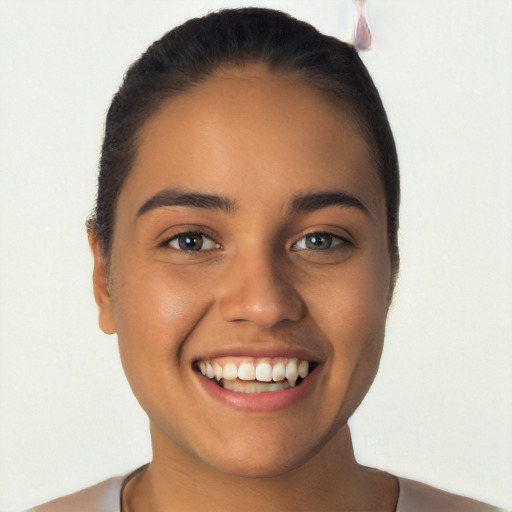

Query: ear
88,232,117,335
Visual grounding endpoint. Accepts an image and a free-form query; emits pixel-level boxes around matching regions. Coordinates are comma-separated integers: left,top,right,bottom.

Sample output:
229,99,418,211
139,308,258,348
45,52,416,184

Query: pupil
306,233,331,250
179,233,203,251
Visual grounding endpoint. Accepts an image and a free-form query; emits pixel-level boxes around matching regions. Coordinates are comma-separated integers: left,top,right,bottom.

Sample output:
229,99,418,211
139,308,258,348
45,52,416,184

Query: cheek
306,247,390,399
109,258,215,387
309,248,390,337
113,257,207,331
109,261,214,433
318,283,387,378
343,255,390,363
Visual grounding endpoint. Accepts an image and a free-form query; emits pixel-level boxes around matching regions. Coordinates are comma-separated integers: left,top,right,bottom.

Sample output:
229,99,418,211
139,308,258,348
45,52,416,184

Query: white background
0,1,511,510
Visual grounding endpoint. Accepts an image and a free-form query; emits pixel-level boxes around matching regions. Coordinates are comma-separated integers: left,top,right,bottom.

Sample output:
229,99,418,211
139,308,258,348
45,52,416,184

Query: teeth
222,379,290,394
272,362,286,382
298,360,309,379
223,362,238,381
197,357,312,391
255,359,272,382
285,359,299,387
238,362,256,381
214,362,223,381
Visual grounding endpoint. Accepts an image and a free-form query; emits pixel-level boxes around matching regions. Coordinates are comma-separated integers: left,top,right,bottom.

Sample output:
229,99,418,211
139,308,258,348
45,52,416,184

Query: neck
125,424,398,512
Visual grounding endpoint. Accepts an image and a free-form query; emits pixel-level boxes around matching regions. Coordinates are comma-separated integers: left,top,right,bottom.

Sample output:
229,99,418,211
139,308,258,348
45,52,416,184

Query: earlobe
88,233,117,335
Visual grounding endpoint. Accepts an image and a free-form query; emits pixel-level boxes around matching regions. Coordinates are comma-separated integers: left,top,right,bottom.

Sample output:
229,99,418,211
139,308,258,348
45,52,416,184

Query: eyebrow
289,191,368,215
137,188,237,217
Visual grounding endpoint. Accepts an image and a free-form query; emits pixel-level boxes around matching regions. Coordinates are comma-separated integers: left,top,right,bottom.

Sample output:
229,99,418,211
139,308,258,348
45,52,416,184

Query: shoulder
396,477,506,512
25,475,124,512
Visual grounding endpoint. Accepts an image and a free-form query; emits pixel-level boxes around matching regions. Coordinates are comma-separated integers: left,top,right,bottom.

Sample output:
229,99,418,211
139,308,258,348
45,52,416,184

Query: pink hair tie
354,0,374,51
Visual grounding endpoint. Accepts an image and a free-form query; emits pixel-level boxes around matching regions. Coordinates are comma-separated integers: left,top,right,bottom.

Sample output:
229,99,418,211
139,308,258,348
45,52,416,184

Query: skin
90,63,398,511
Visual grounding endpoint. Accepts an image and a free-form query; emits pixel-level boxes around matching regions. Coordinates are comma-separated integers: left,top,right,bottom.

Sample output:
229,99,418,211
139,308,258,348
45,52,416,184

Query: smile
196,357,311,393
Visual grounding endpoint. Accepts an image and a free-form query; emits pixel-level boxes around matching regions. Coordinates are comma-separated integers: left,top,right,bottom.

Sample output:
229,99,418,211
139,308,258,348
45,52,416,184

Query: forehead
123,64,384,217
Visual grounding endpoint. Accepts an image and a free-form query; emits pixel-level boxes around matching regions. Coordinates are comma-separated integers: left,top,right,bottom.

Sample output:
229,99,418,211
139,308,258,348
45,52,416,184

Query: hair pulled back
89,7,399,276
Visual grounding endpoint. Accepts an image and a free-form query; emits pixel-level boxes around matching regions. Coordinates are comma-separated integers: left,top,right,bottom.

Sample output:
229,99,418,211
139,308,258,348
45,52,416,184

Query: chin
193,426,337,479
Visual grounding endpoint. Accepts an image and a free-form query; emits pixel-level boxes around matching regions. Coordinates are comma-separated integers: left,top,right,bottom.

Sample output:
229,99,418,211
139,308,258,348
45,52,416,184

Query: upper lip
192,344,326,364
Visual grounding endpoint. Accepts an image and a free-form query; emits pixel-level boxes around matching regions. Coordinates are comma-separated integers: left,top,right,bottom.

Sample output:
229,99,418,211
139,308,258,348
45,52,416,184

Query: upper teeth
197,357,310,387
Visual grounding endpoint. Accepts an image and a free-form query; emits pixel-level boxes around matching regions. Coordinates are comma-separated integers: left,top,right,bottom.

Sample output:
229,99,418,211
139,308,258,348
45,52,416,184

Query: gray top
26,469,506,512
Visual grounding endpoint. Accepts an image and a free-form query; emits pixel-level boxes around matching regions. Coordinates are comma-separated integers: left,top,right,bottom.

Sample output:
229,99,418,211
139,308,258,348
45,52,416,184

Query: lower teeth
220,379,291,393
216,377,307,393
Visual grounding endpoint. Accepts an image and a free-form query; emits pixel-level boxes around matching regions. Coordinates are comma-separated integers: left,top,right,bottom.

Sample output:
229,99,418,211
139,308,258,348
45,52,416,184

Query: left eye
166,232,220,251
292,232,346,251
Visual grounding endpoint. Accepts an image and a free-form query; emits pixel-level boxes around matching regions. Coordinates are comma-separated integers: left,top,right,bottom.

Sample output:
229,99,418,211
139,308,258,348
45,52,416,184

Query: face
92,64,391,477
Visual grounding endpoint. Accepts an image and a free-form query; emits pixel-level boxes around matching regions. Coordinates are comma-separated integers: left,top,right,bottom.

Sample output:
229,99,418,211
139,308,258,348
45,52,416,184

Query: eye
165,232,220,251
292,232,348,251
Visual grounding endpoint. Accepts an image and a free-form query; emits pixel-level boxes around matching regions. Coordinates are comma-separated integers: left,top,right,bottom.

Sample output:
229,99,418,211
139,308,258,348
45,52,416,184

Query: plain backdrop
1,1,511,510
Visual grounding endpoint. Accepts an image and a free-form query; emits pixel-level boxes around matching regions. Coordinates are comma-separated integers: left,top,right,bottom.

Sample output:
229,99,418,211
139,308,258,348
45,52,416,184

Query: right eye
164,232,220,252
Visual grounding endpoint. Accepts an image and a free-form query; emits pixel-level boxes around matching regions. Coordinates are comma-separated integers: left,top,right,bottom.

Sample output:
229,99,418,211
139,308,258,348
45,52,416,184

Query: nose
218,252,306,327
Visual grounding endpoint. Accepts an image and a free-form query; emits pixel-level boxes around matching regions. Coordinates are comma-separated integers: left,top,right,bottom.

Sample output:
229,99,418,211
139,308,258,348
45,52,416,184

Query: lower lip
195,368,320,413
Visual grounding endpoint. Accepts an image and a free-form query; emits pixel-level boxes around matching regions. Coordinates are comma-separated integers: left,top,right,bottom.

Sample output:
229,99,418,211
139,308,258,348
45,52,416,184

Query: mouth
194,357,315,394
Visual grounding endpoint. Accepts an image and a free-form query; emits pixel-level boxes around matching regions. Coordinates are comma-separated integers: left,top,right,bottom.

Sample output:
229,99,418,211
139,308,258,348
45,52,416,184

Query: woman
28,7,503,512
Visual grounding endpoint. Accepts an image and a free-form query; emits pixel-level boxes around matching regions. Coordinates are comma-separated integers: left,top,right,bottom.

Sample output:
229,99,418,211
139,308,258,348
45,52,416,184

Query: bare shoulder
397,477,507,512
25,475,124,512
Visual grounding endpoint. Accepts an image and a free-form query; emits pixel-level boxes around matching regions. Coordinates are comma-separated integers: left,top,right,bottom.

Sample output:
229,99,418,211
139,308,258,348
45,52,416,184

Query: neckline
119,465,401,512
119,462,402,512
120,463,150,512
